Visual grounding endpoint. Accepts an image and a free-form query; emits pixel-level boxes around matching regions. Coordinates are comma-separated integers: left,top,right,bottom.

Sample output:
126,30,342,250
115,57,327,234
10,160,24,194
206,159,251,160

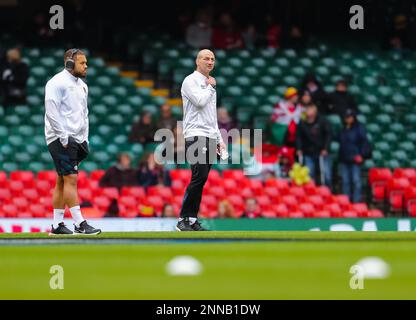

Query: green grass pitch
1,231,416,299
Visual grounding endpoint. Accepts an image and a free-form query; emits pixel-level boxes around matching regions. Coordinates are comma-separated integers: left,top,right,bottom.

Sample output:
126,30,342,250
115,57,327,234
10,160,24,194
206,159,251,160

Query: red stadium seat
316,186,332,200
171,180,185,195
333,195,351,210
2,204,19,218
119,196,137,207
201,195,217,211
35,180,53,197
30,204,47,218
314,210,331,218
290,186,306,200
120,187,146,200
207,185,225,198
37,170,57,183
9,181,24,197
393,168,416,180
146,196,164,213
324,203,343,217
388,178,410,214
0,188,12,204
299,203,315,217
256,195,272,210
274,203,289,217
147,186,173,201
241,187,254,199
0,171,8,188
247,179,264,195
223,179,238,193
369,168,392,203
118,203,139,218
281,195,298,211
308,195,325,210
10,171,35,188
78,188,93,202
99,187,119,200
342,210,359,218
264,187,280,202
93,196,111,214
12,197,29,211
170,169,191,183
367,209,384,218
288,211,304,218
303,181,317,195
227,195,245,211
261,210,276,218
39,196,53,213
351,203,368,217
22,189,39,202
90,170,106,181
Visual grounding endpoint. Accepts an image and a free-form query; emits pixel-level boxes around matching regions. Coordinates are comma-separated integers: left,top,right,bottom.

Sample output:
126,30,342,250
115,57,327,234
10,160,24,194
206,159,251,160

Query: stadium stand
2,31,416,218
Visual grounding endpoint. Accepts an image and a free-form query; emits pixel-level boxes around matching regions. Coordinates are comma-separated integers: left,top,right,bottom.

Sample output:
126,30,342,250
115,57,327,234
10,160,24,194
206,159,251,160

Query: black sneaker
191,220,208,231
176,218,195,231
49,223,73,236
74,220,101,235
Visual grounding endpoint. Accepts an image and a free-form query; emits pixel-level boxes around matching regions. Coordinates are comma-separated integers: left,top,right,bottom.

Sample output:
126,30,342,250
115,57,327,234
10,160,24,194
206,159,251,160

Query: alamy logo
349,5,364,30
49,5,64,30
49,265,64,290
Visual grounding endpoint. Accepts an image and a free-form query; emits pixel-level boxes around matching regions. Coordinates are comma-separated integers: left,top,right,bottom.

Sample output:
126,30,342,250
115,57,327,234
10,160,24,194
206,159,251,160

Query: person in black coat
301,73,329,114
128,111,157,146
296,103,332,187
327,80,358,117
1,48,29,107
337,109,371,203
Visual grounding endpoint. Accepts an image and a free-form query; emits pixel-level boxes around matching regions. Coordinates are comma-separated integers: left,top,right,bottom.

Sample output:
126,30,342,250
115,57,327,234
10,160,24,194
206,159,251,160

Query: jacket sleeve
295,123,303,151
181,78,216,108
45,82,68,146
322,118,332,151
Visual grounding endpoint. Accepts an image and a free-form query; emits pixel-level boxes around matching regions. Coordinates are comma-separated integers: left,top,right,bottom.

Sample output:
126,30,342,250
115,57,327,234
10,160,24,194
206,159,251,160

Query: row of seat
0,169,385,218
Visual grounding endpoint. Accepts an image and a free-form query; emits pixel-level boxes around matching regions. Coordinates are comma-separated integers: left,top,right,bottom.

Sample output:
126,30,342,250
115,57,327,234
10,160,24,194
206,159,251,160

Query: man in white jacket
45,49,101,235
177,49,226,231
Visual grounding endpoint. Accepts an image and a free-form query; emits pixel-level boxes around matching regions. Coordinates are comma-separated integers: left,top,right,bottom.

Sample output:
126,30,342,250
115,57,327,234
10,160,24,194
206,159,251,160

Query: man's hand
217,141,226,155
206,76,216,87
354,155,363,164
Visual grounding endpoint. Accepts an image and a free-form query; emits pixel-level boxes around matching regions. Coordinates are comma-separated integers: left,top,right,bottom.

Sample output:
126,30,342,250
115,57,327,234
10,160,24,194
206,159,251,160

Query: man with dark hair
328,80,358,117
337,109,371,203
99,153,138,190
45,48,101,235
296,104,332,187
0,48,29,107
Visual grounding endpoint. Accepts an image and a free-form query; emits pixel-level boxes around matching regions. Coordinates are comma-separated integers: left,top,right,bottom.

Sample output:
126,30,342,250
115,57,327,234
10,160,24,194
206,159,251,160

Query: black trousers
180,136,217,218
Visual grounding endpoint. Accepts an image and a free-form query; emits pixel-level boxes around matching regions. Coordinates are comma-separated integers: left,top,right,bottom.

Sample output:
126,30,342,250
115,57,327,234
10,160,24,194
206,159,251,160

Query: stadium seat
120,187,146,200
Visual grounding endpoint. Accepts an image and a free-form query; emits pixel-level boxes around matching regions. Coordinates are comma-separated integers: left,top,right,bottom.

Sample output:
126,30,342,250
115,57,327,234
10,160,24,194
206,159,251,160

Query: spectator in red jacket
212,13,243,49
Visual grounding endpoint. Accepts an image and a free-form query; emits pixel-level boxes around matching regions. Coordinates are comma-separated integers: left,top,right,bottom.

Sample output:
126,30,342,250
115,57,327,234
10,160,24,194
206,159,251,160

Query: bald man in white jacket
177,49,226,231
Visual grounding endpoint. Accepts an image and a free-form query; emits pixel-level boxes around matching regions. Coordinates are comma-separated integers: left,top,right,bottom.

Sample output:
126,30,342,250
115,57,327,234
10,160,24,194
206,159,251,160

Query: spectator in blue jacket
337,109,371,203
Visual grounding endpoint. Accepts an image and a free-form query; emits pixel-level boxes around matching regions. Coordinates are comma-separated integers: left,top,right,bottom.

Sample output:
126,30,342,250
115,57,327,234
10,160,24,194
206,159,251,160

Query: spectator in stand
0,48,29,107
161,204,176,217
296,104,332,187
185,11,213,49
383,14,412,51
137,152,171,187
99,153,138,190
328,80,358,117
301,74,329,114
217,107,236,143
337,109,371,203
212,13,243,49
217,200,236,218
299,90,312,107
270,87,302,147
241,198,261,218
128,111,157,146
241,24,259,50
264,15,282,49
283,25,306,50
156,103,177,132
